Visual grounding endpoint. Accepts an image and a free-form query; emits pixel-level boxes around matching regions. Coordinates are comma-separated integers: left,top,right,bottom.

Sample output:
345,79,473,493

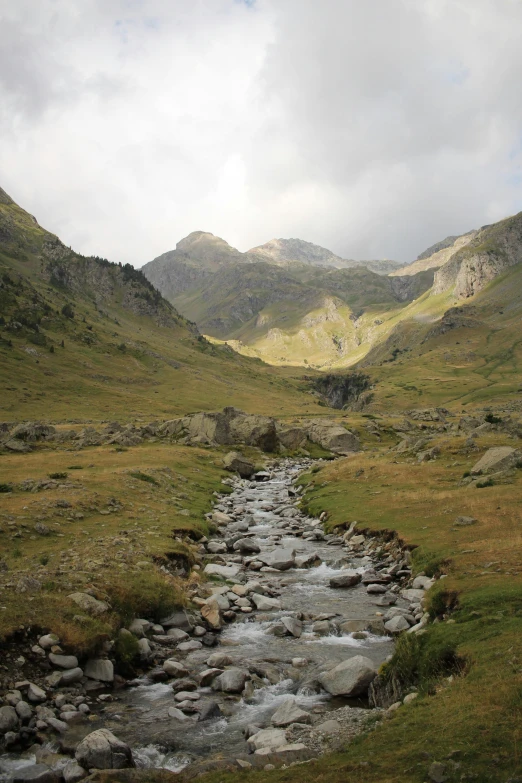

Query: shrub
39,554,49,566
48,472,68,480
130,471,159,485
61,303,74,319
0,483,13,493
105,571,184,625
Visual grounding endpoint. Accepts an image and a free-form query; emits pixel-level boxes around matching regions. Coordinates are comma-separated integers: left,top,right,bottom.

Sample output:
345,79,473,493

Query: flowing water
0,459,396,779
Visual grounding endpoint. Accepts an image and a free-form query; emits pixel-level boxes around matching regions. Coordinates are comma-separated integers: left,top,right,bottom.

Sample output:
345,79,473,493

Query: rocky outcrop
306,420,359,454
432,212,522,298
470,447,521,475
161,407,278,451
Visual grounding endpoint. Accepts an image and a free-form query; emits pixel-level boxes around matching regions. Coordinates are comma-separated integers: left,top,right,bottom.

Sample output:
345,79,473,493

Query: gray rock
27,683,47,704
137,638,152,660
471,446,520,475
206,652,233,668
251,594,281,611
177,640,203,652
258,548,295,570
49,653,79,670
161,610,193,632
75,729,135,770
67,592,109,616
247,728,287,752
168,706,194,722
384,615,410,634
315,719,341,734
306,420,360,454
270,698,311,727
0,706,19,733
319,655,377,696
412,576,434,590
12,765,61,783
233,538,261,554
212,667,249,693
366,583,387,594
38,634,60,650
15,701,33,722
204,563,241,578
166,628,190,642
280,616,303,637
47,717,68,733
57,668,84,686
207,541,228,554
223,452,256,478
128,619,152,637
62,761,87,783
163,660,190,678
198,668,223,687
454,516,478,526
329,570,361,588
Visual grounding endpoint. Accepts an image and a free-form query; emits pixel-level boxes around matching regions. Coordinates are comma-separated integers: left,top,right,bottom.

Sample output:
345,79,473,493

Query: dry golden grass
0,440,228,649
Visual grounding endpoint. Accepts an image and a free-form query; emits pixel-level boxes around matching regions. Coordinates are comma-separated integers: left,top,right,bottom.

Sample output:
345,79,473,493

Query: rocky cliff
432,212,522,298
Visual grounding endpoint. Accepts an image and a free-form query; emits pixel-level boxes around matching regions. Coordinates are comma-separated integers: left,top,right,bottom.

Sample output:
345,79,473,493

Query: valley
1,187,522,783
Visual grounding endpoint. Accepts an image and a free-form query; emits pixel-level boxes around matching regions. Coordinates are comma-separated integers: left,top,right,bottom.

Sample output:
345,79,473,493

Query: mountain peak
248,237,346,267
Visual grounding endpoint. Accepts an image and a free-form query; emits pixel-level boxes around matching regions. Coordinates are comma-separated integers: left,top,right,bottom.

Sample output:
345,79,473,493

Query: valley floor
0,411,521,782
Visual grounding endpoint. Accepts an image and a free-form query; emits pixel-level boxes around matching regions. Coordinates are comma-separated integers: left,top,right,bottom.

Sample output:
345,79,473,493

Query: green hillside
0,190,320,422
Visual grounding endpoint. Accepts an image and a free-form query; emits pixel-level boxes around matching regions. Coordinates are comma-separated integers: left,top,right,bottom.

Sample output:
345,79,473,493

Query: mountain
247,237,401,274
140,231,247,301
0,190,319,421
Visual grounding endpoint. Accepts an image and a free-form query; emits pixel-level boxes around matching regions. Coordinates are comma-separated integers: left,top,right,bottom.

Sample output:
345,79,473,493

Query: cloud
1,0,522,264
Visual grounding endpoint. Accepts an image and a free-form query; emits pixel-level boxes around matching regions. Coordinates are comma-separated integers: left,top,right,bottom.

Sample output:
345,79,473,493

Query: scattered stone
84,659,114,682
0,705,19,733
67,593,109,616
49,653,79,670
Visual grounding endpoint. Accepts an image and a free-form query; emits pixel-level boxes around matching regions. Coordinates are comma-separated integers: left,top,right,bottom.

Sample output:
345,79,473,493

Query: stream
1,458,403,779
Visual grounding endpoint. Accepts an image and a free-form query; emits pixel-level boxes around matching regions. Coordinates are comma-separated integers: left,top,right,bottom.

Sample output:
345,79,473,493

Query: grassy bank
0,440,228,654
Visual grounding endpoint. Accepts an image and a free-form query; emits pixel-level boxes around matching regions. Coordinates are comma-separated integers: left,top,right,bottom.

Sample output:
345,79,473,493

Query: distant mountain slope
174,261,434,368
0,189,319,420
357,259,522,410
390,231,477,277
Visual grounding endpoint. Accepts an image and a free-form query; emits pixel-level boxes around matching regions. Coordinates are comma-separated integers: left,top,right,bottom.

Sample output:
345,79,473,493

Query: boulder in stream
75,729,135,770
223,452,256,478
319,655,377,697
212,667,249,693
270,698,311,727
258,548,295,570
329,570,361,588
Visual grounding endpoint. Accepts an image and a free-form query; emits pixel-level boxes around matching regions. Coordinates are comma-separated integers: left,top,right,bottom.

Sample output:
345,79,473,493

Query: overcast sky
2,0,522,266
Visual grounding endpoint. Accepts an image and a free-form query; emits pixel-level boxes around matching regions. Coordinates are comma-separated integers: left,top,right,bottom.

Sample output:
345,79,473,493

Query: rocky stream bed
0,458,435,781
